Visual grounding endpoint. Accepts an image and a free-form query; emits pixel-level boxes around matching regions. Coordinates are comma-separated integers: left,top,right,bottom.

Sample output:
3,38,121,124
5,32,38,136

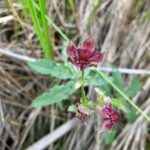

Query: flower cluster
100,102,120,130
67,36,121,132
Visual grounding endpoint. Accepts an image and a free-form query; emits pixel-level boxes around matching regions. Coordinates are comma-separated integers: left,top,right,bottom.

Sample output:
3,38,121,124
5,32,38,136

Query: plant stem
96,69,150,121
81,70,86,101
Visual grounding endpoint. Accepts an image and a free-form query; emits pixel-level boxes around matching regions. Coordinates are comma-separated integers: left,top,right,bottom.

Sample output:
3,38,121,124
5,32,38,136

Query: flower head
67,36,103,70
100,102,120,130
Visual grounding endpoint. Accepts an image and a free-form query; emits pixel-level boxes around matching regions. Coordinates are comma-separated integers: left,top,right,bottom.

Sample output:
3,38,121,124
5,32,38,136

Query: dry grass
0,0,150,149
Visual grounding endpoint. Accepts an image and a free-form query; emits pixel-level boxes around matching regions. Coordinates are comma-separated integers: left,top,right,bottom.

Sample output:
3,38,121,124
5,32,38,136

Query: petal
67,57,74,64
66,41,77,56
89,52,103,63
99,127,107,134
78,49,91,60
105,102,113,113
100,108,110,119
103,120,113,129
80,36,95,53
112,112,119,122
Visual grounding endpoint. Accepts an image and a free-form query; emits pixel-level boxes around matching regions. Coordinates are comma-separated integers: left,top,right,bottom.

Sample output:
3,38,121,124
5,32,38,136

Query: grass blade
86,0,102,28
33,1,69,42
39,0,53,59
26,0,49,59
68,0,75,12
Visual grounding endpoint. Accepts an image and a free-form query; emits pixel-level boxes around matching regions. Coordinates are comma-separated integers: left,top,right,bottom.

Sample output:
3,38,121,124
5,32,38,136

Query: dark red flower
67,36,103,70
100,102,120,130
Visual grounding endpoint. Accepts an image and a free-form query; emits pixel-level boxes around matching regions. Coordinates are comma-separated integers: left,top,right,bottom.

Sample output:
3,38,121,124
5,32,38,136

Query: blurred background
0,0,150,150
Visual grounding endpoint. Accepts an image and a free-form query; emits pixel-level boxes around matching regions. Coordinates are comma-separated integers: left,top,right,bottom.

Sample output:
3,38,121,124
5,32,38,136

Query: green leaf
28,60,75,79
68,0,75,12
125,77,141,97
32,80,78,107
100,84,111,96
111,66,124,89
126,110,137,123
85,71,107,86
85,77,106,87
88,70,112,96
68,105,77,112
62,40,68,62
104,130,116,144
112,99,126,111
26,0,50,59
39,0,53,59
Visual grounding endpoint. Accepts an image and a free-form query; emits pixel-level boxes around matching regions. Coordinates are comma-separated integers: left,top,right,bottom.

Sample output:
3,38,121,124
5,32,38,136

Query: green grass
142,9,150,23
25,0,70,59
24,0,70,59
131,0,144,19
68,0,75,12
33,1,69,42
39,0,53,59
26,0,52,59
86,0,102,29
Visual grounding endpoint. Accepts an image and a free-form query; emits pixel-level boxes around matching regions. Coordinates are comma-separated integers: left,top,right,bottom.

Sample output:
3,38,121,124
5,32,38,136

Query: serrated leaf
100,84,111,96
111,66,124,89
112,99,126,111
68,104,77,112
104,130,116,144
62,40,68,62
85,77,106,86
28,59,75,79
125,77,141,97
85,71,107,87
32,80,78,107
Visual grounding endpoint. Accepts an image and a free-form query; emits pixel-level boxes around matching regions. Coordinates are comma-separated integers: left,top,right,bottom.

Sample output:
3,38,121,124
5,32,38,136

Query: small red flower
67,36,103,70
100,102,120,130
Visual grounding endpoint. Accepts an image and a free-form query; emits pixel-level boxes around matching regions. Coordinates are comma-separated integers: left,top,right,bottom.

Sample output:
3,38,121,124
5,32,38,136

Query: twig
0,101,5,123
99,66,150,75
0,48,36,62
26,118,80,150
17,108,41,150
0,15,14,24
